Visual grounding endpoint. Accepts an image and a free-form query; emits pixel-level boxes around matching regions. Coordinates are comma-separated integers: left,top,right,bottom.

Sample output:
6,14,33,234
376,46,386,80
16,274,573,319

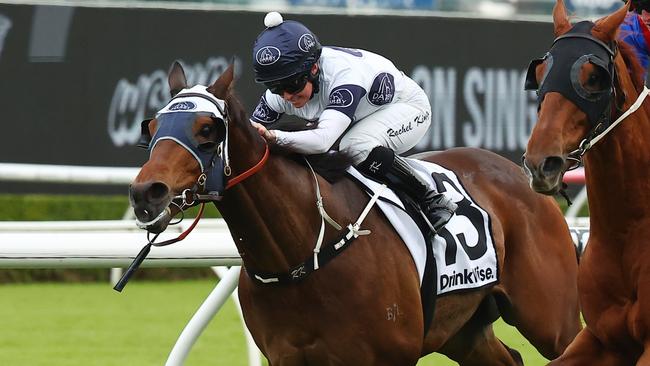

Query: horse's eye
584,66,607,92
587,73,601,86
199,125,214,137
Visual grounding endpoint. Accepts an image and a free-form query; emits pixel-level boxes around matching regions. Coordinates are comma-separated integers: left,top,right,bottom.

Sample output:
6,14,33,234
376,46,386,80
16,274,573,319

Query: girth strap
251,223,368,284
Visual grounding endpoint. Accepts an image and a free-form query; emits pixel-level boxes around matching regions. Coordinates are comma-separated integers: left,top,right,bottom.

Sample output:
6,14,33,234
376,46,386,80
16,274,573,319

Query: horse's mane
225,90,254,136
617,41,645,92
591,23,645,92
305,152,354,183
270,145,353,183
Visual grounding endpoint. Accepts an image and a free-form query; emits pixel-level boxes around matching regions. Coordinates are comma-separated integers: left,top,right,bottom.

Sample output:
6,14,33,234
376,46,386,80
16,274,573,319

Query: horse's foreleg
638,347,650,366
636,342,650,366
548,328,631,366
460,333,523,366
499,224,582,359
441,322,523,366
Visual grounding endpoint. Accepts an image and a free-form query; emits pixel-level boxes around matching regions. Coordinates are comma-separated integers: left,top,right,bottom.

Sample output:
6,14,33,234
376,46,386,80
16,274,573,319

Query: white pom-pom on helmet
252,12,322,84
264,12,283,28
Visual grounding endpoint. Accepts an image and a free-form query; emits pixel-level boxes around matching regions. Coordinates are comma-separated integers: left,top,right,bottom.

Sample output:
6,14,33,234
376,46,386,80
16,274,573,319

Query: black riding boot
359,146,457,234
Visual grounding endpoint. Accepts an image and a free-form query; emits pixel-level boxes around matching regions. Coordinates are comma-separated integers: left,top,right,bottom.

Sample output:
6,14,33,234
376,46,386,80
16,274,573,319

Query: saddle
345,170,439,333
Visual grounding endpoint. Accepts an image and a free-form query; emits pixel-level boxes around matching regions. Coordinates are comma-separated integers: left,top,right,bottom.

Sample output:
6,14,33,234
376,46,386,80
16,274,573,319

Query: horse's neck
585,100,650,234
218,151,333,273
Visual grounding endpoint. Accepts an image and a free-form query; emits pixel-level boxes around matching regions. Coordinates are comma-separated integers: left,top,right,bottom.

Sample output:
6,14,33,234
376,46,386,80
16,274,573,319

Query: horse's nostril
541,156,564,176
135,207,153,221
147,182,170,202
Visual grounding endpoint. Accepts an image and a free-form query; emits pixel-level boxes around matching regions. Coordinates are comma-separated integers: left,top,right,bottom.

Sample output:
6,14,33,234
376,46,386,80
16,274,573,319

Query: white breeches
339,77,432,165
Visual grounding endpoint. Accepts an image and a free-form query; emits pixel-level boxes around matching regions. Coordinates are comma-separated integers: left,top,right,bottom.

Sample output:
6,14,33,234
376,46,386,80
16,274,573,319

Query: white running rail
0,162,261,366
0,163,138,184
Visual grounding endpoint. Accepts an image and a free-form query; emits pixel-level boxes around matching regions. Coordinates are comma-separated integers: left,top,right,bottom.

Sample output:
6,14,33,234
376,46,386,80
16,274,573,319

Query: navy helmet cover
252,19,322,83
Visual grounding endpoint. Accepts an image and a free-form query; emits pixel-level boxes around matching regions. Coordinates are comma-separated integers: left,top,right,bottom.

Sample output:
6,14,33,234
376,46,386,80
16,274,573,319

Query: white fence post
166,266,243,366
213,266,262,366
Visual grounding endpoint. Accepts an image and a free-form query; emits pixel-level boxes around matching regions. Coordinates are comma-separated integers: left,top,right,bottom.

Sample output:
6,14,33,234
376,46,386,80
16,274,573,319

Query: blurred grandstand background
2,0,623,16
149,0,611,17
261,0,623,17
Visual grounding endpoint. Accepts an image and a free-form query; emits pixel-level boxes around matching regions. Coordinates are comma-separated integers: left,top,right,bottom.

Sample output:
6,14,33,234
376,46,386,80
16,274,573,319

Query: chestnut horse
523,1,650,364
130,62,580,365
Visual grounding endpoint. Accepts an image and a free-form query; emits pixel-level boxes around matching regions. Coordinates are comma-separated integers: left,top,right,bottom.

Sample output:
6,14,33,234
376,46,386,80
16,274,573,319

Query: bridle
116,88,270,291
135,89,270,220
525,21,650,172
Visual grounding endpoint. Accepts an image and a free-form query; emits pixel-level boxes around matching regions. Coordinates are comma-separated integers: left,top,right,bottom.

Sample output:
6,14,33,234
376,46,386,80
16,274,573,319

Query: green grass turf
0,280,550,365
0,194,221,221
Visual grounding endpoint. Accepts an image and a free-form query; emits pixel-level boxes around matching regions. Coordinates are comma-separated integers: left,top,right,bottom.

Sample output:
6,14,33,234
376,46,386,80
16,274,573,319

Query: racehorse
523,1,650,364
129,61,581,365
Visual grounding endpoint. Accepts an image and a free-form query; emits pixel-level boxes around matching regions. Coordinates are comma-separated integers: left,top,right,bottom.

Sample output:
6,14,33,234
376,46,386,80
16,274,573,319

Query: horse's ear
593,1,629,42
168,61,187,98
553,0,572,37
207,63,235,100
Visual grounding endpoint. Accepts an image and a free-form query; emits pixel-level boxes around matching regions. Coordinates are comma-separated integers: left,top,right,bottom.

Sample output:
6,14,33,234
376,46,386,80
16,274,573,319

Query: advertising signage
0,4,553,192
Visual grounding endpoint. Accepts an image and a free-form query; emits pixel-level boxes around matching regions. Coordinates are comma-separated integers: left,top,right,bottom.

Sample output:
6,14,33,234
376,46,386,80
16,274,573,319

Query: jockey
249,12,457,234
620,0,650,79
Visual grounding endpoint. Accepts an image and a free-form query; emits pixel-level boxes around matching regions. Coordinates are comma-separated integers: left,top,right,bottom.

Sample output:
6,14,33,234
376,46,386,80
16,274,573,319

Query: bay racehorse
129,61,581,365
523,1,650,364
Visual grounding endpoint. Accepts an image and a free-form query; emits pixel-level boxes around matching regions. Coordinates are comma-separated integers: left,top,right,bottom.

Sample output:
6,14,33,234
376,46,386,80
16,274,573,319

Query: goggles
265,72,309,95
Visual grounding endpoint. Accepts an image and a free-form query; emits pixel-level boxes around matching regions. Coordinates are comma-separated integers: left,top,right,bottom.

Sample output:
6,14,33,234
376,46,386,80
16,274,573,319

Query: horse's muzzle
129,181,174,233
521,154,566,195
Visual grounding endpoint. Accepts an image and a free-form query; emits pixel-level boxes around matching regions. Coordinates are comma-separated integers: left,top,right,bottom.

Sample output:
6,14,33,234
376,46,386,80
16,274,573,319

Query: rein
558,84,649,207
225,144,270,190
568,85,650,160
114,204,205,292
177,143,270,205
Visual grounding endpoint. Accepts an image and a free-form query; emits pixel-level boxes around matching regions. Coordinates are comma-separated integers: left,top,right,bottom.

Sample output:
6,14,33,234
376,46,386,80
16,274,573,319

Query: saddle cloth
347,159,498,296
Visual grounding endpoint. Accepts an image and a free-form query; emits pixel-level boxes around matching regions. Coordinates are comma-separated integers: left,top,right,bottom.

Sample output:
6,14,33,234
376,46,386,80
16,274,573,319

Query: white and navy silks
250,46,432,165
347,162,499,296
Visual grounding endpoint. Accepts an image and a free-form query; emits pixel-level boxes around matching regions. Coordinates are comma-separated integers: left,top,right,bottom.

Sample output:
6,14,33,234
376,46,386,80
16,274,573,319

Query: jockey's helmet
252,12,322,84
